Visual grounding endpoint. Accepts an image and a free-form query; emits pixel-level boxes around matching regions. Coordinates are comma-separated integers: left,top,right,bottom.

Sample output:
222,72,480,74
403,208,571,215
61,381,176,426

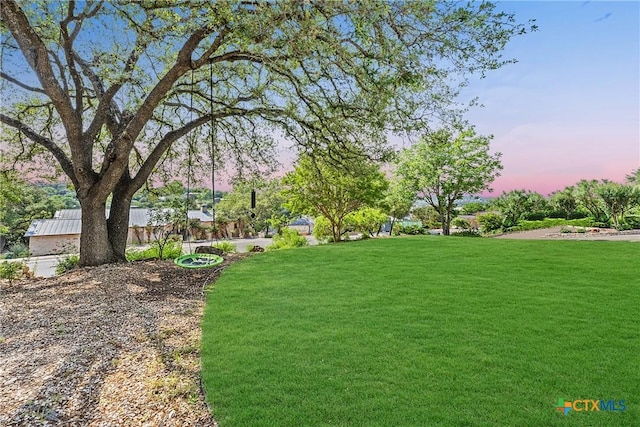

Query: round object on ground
174,253,224,269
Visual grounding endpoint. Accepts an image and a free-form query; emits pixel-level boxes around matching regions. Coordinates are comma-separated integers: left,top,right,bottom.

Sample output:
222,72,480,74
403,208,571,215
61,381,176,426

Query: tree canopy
283,154,388,242
395,127,502,235
0,0,533,265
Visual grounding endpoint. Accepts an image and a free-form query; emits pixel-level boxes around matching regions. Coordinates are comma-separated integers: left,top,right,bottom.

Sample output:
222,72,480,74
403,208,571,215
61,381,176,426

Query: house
25,208,213,256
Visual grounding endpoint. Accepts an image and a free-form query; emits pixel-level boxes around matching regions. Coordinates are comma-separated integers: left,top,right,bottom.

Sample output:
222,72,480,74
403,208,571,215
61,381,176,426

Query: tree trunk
441,217,450,236
79,199,115,266
107,185,133,263
331,221,341,242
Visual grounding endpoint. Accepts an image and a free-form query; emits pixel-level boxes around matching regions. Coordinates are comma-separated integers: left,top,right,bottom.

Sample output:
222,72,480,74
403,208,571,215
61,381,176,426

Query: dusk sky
464,0,639,196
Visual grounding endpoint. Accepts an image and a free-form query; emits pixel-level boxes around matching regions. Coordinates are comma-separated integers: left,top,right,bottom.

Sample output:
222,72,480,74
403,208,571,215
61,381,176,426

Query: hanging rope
209,58,217,241
185,68,196,254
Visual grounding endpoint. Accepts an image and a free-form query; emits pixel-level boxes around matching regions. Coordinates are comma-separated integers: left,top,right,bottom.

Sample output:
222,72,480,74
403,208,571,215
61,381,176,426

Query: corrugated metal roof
187,210,213,222
25,219,82,237
55,208,152,225
26,208,213,237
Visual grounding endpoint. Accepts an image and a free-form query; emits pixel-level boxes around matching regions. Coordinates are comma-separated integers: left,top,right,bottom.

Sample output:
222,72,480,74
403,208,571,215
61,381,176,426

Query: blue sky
464,0,639,195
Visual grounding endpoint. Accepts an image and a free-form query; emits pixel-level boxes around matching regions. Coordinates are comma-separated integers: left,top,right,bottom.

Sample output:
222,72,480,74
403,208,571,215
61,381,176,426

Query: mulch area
0,256,248,426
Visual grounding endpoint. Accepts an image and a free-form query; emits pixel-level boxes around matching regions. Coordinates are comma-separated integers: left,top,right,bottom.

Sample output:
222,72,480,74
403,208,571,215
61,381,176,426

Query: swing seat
174,253,224,269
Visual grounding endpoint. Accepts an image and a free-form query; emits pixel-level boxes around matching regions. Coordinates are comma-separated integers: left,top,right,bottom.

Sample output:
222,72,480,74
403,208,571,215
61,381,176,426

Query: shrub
450,230,481,237
522,212,547,221
345,207,388,237
545,210,567,219
461,201,485,215
452,218,471,230
211,241,237,253
621,216,640,230
126,240,183,261
55,255,80,275
312,216,333,241
0,261,25,284
397,224,426,235
3,243,30,259
267,229,308,251
477,213,504,233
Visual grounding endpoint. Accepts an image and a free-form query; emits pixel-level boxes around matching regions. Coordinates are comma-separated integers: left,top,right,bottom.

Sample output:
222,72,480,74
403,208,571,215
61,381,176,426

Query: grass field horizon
202,237,639,426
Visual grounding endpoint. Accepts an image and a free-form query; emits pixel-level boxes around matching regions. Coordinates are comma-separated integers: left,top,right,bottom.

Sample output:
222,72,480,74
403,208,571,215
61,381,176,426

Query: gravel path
494,227,640,241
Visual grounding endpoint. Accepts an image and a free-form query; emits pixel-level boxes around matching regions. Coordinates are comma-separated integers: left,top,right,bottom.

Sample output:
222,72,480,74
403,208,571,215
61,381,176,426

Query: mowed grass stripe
202,237,639,426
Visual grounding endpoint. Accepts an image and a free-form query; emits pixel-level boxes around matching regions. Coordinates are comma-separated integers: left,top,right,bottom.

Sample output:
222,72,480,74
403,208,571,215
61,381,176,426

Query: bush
211,241,237,253
545,210,567,219
267,228,308,251
477,213,504,233
3,243,30,259
522,212,547,221
622,216,640,230
452,218,471,230
0,261,26,284
397,224,426,235
461,201,485,215
450,230,481,237
567,211,589,220
313,216,333,241
506,218,594,232
345,207,388,237
126,240,183,261
55,255,79,275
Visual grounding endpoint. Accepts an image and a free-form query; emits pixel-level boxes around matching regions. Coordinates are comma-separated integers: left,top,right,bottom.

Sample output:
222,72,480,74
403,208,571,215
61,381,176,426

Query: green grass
201,237,640,426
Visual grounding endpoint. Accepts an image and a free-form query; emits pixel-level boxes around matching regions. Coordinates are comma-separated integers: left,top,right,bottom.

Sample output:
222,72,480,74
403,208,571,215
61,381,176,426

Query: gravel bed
0,258,243,426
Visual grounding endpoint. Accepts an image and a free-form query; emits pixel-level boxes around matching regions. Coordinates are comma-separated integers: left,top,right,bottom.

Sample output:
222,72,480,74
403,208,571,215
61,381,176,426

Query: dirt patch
0,255,247,426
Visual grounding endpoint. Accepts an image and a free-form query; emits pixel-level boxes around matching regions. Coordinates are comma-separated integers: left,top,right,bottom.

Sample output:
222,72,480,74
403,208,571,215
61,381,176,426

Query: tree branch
0,113,78,187
0,72,46,93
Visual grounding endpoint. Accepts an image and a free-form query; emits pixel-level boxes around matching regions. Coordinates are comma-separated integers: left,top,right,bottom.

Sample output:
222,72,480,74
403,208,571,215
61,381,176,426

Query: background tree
381,178,415,235
493,189,547,227
595,181,640,229
460,201,487,215
215,178,285,237
0,0,533,266
410,205,442,230
625,168,640,186
549,187,578,219
574,180,608,223
283,155,388,242
395,128,502,235
0,172,72,253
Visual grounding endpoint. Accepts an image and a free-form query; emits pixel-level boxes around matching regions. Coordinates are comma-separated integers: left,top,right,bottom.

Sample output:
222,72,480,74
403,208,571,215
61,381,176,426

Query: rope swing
175,62,223,269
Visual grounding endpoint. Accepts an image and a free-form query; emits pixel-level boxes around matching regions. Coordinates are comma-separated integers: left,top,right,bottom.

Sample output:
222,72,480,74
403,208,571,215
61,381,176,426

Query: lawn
201,237,639,426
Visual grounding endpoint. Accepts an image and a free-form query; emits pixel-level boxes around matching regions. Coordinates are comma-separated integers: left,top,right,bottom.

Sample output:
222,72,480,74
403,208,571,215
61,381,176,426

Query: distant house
288,217,313,235
25,208,213,256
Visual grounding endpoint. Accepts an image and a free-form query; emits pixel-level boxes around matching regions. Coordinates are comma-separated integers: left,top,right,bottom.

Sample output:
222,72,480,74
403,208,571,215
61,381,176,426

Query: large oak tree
0,0,532,265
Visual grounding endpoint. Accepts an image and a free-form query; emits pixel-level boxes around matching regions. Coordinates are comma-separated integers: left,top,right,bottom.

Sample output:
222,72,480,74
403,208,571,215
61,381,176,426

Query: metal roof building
24,208,214,256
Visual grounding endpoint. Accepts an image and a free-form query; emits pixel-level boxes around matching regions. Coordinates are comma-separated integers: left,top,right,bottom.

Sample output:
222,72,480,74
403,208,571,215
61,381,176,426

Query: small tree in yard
395,128,502,235
147,207,184,260
283,155,388,243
